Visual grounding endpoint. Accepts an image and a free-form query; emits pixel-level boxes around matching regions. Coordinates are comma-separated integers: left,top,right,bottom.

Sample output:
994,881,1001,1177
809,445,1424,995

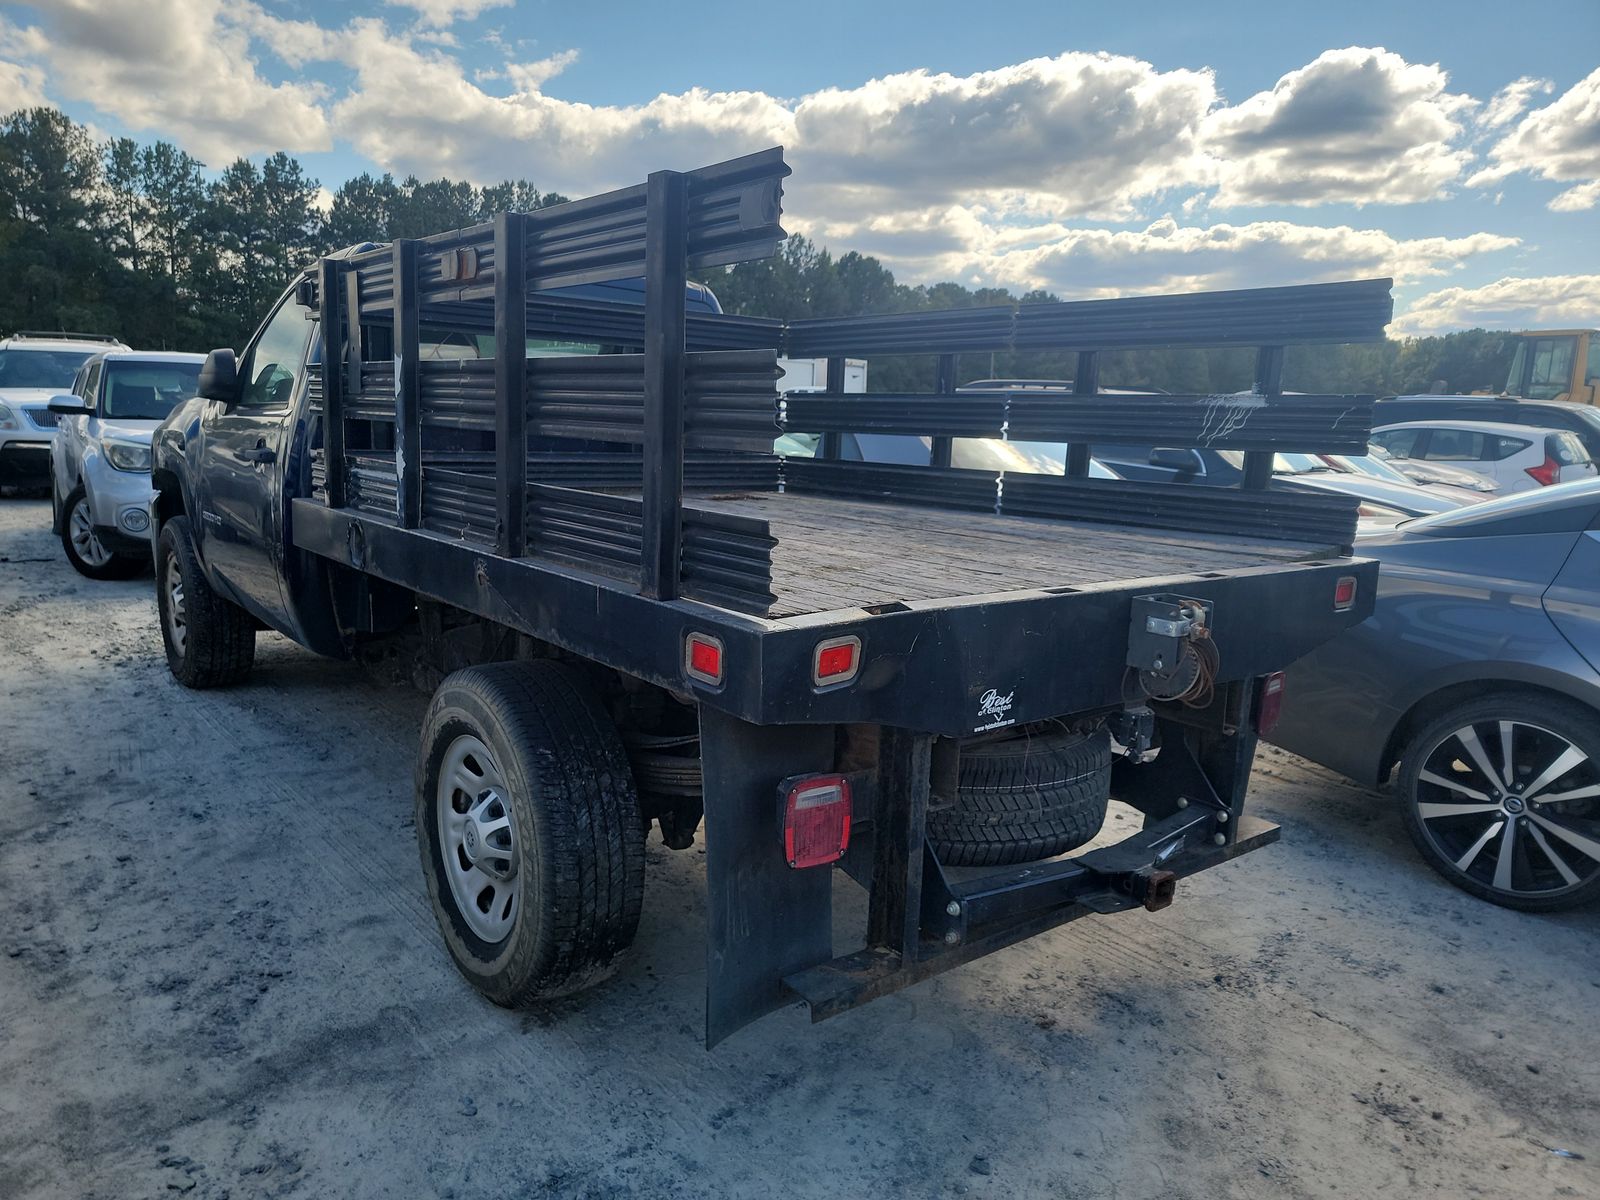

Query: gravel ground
1,495,1596,1200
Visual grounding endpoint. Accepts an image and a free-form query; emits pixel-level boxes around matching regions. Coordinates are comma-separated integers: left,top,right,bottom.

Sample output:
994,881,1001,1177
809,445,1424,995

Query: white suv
0,331,130,493
49,350,206,578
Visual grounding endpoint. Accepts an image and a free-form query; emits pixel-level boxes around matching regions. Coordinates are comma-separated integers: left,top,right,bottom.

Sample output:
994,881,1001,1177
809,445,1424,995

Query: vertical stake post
641,170,687,600
392,239,422,528
930,353,957,468
1066,350,1100,476
318,258,347,509
494,213,528,557
1243,346,1284,489
818,356,846,461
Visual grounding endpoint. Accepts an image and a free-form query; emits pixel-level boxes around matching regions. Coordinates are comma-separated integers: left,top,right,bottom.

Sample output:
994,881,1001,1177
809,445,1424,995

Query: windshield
1215,450,1327,474
1324,452,1413,484
102,361,202,419
0,347,97,389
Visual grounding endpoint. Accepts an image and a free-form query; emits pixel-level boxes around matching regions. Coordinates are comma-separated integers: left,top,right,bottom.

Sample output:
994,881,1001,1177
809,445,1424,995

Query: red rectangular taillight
1333,575,1357,610
781,774,852,869
685,632,723,686
1257,671,1287,735
813,635,861,687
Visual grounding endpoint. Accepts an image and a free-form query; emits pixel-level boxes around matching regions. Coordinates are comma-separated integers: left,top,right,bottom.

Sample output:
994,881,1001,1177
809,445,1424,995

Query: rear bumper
786,811,1279,1021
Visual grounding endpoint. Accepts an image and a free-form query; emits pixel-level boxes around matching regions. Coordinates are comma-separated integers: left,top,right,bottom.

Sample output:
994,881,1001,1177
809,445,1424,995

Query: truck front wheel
155,516,256,687
417,661,645,1006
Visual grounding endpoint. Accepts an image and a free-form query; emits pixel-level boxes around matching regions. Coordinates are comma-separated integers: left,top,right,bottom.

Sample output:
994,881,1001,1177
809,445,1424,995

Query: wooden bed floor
681,491,1336,619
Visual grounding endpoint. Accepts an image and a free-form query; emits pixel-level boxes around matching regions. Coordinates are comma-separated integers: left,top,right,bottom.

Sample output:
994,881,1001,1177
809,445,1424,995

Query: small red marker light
781,774,853,869
1257,671,1287,735
685,633,723,685
813,635,861,686
1333,576,1357,610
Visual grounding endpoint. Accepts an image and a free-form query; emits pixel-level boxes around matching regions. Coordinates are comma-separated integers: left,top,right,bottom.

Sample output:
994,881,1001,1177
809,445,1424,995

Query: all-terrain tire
1398,691,1600,912
417,661,646,1006
60,487,144,580
929,725,1112,866
156,515,256,687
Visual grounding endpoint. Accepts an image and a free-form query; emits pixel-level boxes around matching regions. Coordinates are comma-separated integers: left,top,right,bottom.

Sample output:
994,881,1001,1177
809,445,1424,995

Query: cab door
197,288,314,625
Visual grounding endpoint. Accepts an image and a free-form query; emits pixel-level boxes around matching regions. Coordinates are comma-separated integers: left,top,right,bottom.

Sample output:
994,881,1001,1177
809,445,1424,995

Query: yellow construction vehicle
1487,329,1600,404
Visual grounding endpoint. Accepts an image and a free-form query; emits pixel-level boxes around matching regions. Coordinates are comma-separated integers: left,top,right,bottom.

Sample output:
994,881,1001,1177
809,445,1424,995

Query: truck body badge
974,687,1016,733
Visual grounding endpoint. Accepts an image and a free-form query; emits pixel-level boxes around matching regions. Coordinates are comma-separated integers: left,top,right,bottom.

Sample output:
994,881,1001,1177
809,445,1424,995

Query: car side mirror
198,348,240,404
47,394,92,416
1148,447,1202,473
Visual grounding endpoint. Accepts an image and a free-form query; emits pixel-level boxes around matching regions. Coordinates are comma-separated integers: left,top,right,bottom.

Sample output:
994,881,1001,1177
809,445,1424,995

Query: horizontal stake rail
783,390,1376,453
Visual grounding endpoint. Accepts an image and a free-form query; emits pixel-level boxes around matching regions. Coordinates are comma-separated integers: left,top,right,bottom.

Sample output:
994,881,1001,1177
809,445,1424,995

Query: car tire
1398,692,1600,911
929,725,1112,866
417,661,646,1006
60,486,144,580
156,515,256,687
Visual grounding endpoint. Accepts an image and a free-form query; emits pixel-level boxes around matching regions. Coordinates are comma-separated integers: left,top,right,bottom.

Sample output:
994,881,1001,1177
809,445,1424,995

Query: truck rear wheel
156,515,256,687
929,725,1112,866
417,661,645,1006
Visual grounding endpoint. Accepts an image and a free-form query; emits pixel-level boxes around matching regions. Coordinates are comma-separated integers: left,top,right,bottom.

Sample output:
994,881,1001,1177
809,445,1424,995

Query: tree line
1,105,1513,396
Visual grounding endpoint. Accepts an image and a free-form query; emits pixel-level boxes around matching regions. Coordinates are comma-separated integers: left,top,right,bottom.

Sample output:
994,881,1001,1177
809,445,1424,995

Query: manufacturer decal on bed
974,687,1016,733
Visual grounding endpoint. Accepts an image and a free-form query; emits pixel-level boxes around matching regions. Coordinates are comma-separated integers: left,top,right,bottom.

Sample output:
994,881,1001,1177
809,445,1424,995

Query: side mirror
198,348,240,404
47,394,92,416
1148,446,1203,473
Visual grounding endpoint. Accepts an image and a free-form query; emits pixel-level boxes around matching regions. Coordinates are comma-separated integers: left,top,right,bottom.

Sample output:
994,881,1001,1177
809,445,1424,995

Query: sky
1,0,1597,334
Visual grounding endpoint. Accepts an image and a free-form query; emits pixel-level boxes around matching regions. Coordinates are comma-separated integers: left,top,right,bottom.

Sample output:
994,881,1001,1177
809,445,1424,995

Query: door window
1526,337,1576,400
1488,435,1531,461
239,294,314,409
79,361,102,406
1421,429,1487,461
1371,428,1420,457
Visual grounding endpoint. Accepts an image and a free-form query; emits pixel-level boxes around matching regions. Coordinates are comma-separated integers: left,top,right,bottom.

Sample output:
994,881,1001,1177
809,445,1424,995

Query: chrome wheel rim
1415,719,1600,897
69,498,112,567
437,734,520,943
164,551,186,654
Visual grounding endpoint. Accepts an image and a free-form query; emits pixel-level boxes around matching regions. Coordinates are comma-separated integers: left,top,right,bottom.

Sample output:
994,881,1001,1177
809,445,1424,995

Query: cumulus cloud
0,10,1538,299
21,0,330,161
1479,76,1553,131
383,0,513,28
1469,68,1600,209
0,16,49,111
1395,275,1600,335
1202,47,1474,206
803,211,1518,297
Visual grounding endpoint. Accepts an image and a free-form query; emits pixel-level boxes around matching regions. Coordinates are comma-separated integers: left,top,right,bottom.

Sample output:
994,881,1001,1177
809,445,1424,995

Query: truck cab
1497,329,1600,405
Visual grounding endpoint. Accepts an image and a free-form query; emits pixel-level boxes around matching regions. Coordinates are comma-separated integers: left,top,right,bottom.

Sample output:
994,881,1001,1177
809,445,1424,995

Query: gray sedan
1268,478,1600,910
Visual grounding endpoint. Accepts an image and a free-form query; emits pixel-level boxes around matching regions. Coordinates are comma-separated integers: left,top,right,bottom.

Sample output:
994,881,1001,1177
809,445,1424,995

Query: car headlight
104,440,153,472
0,404,17,430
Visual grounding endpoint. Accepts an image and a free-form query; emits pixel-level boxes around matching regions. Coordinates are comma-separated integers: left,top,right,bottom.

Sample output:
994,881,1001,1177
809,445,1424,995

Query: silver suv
0,331,130,493
49,350,205,578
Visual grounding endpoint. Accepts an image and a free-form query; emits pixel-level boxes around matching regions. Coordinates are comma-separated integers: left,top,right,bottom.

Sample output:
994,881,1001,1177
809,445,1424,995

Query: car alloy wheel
69,497,112,568
163,549,187,655
1412,718,1600,900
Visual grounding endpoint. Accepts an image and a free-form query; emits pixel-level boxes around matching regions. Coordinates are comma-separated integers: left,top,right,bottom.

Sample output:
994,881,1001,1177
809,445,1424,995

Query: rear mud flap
699,708,836,1047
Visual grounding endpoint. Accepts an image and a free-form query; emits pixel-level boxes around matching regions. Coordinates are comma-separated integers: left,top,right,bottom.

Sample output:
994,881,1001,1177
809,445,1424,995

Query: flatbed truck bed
152,146,1392,1045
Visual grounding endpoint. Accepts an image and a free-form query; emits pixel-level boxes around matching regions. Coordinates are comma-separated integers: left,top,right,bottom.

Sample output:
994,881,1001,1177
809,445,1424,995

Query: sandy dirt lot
0,496,1595,1199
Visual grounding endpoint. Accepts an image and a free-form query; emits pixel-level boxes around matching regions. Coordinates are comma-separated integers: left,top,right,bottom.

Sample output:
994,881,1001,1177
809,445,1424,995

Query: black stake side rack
303,145,1393,620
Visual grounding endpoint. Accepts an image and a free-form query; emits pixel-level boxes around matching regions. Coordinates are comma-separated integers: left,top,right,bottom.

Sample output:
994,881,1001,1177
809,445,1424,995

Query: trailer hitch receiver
1123,867,1178,912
